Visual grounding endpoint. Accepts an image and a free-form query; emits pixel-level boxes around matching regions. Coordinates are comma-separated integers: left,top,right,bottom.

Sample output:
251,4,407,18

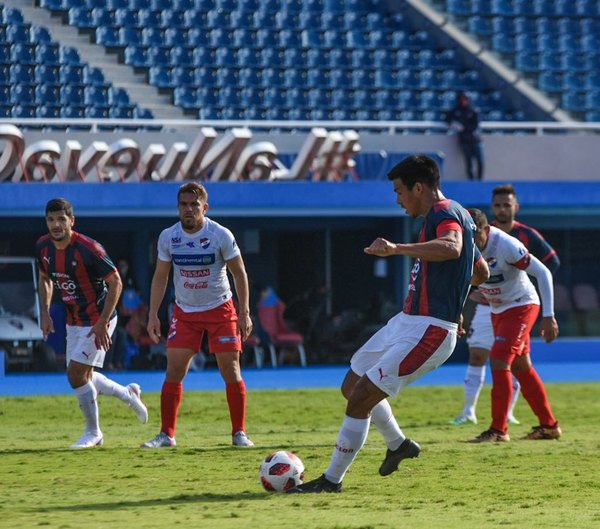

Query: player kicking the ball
288,155,489,493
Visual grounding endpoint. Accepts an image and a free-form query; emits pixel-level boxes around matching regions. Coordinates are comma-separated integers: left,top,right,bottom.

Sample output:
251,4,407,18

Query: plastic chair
256,300,307,367
149,68,174,91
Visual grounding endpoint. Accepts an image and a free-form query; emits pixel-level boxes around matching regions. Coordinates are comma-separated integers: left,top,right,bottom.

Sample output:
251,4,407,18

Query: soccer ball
259,451,305,492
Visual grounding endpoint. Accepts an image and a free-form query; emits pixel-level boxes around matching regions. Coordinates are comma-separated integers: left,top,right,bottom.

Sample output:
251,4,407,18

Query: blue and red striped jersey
35,231,118,326
403,199,479,324
500,220,560,274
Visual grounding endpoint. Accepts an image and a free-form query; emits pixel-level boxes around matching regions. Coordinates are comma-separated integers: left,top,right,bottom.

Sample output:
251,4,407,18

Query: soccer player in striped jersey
289,155,490,493
452,184,560,426
36,198,148,449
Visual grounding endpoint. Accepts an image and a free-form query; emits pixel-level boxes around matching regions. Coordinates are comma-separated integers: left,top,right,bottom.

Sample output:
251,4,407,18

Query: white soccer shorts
66,316,117,368
350,312,458,397
466,304,494,350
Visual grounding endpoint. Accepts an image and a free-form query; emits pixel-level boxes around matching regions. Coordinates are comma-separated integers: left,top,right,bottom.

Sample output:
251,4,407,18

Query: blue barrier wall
2,181,600,218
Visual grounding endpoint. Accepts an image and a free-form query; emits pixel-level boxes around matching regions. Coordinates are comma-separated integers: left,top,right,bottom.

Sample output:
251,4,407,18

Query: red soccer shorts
167,299,242,354
490,304,540,364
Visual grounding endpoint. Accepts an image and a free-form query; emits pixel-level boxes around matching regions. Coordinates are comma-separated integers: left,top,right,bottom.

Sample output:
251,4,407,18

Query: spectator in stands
465,209,561,443
451,184,560,426
445,92,484,181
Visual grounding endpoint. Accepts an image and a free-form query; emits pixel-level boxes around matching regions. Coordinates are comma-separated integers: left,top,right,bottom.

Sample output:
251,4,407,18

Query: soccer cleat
379,438,421,476
287,474,342,494
127,383,148,424
507,415,521,425
449,413,478,426
467,428,510,443
522,424,562,440
70,432,104,449
140,432,176,448
232,431,254,447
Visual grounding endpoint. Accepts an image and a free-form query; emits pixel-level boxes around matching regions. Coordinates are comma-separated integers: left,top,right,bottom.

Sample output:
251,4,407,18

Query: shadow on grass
35,492,272,512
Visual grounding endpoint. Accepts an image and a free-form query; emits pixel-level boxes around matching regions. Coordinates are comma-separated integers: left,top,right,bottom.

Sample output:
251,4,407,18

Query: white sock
370,399,406,451
74,381,100,435
509,376,521,418
92,372,130,402
324,416,370,484
463,365,486,416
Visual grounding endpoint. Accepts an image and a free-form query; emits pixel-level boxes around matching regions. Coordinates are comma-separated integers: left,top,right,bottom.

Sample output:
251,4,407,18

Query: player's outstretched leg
91,372,148,424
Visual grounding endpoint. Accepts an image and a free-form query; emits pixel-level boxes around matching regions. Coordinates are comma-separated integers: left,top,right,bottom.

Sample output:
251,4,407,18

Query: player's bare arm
364,229,463,261
88,271,122,350
147,259,172,344
38,270,55,340
226,255,253,341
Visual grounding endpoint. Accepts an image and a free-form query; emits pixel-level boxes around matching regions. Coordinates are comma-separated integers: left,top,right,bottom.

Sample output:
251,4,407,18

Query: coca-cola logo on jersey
184,281,208,289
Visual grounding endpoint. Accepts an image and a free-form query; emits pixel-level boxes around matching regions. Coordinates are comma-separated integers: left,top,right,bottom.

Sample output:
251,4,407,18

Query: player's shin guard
161,381,183,438
513,366,557,427
490,368,512,433
226,380,247,434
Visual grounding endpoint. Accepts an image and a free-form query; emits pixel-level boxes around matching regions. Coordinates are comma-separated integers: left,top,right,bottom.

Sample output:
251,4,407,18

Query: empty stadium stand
0,0,598,125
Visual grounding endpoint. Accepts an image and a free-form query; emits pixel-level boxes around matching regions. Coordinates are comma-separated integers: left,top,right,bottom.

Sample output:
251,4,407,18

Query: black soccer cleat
287,474,342,494
378,438,421,476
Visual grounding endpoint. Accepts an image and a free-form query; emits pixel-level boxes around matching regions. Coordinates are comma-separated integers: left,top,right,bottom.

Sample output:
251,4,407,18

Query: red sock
161,382,183,438
491,368,512,433
226,380,247,435
513,366,557,427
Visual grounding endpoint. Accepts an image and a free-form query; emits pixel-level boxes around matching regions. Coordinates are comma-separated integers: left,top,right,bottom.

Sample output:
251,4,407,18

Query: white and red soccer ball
259,451,305,492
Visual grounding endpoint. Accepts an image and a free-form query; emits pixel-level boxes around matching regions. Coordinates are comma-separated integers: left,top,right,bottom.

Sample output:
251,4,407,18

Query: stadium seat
35,43,60,65
141,28,165,47
286,87,308,107
119,27,143,48
84,66,107,86
36,105,62,119
10,84,35,105
114,8,139,27
84,85,110,106
148,46,170,68
138,9,162,27
95,27,120,48
173,86,199,109
59,46,82,65
60,85,85,105
171,66,195,86
240,87,263,107
231,11,254,30
161,9,185,28
10,64,35,84
148,66,173,88
12,104,37,118
91,8,116,29
193,48,216,67
35,64,60,84
539,71,562,93
10,43,36,65
61,105,86,119
562,91,587,113
6,24,31,44
35,84,61,105
124,46,149,68
30,26,52,44
170,46,194,67
239,67,261,86
85,106,110,119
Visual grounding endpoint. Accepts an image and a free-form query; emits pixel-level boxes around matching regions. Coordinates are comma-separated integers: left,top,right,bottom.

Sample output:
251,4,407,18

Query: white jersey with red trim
157,218,241,312
479,226,539,314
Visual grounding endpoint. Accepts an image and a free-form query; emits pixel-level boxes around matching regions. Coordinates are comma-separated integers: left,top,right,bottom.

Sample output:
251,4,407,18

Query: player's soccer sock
463,365,486,416
226,380,247,434
370,399,406,451
508,376,521,418
161,381,183,438
74,381,101,435
91,371,129,402
324,415,370,484
490,368,512,433
513,367,557,427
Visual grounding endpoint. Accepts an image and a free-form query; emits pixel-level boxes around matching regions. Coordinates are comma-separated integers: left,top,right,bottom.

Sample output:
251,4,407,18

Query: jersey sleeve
156,229,172,262
91,241,118,279
436,218,462,237
220,227,241,261
506,238,532,270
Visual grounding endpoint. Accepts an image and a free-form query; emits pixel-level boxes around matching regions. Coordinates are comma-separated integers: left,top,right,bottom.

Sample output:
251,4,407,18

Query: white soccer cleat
232,431,254,447
70,432,104,449
127,383,148,424
140,432,176,448
450,413,478,426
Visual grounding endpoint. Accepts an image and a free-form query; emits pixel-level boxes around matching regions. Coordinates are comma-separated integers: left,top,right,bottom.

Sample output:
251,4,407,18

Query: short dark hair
387,154,440,191
467,208,489,231
178,181,208,202
45,198,73,217
492,184,517,198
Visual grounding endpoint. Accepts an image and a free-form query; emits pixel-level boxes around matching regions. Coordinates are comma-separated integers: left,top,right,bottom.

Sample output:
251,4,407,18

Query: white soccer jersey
479,226,539,314
157,217,241,312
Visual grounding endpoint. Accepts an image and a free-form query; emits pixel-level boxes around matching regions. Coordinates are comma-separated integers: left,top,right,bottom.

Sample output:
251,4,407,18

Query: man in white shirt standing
141,182,254,448
466,209,561,443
